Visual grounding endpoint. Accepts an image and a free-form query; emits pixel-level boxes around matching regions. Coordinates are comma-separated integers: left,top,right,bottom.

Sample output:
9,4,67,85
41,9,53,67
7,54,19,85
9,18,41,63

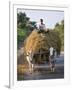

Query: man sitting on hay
38,19,49,37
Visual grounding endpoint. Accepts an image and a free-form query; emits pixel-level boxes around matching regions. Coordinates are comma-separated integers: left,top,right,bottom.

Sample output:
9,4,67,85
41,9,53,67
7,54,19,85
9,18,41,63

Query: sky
17,9,64,29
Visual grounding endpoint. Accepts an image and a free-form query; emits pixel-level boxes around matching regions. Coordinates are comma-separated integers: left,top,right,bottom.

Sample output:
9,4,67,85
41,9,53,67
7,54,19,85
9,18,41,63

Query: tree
17,12,37,47
17,12,37,29
17,12,30,28
54,20,64,51
55,23,59,27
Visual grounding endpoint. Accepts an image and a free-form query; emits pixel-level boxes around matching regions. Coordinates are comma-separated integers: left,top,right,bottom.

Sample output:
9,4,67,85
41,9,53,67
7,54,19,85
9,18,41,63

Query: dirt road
17,49,64,80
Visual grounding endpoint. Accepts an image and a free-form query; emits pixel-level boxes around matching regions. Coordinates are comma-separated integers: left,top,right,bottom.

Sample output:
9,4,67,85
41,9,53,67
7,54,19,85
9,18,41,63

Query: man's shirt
39,23,46,30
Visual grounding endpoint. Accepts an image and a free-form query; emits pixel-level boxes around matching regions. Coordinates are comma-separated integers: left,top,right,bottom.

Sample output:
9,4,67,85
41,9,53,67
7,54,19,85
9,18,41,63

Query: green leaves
17,12,30,28
17,12,37,29
17,12,37,48
17,28,27,45
54,20,64,51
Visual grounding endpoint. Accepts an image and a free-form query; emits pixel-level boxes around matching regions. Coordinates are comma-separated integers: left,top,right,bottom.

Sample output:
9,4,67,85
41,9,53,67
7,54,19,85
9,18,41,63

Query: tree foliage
17,12,37,29
54,20,64,51
17,12,30,28
17,12,37,47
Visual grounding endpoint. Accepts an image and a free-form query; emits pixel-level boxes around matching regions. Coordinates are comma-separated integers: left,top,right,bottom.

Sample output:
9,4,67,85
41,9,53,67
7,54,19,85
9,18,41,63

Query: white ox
26,50,34,73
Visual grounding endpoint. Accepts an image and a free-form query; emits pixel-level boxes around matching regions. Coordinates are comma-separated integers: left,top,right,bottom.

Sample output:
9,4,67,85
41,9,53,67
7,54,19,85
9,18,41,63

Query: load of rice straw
24,29,61,63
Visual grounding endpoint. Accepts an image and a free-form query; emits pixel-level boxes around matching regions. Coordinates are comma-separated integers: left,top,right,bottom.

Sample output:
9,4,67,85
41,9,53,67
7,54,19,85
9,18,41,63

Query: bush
17,28,27,44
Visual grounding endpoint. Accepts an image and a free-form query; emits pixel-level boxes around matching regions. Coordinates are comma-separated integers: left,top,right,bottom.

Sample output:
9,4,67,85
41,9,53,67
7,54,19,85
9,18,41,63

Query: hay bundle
24,30,61,63
24,29,61,63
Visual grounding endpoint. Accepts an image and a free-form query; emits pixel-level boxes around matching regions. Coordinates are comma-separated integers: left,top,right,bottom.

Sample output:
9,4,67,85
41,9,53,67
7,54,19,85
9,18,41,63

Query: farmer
39,19,46,32
37,19,46,37
49,46,56,72
38,19,49,37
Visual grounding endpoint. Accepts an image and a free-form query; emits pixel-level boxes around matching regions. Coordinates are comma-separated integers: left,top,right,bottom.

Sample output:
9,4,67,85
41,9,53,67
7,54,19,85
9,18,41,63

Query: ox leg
50,63,52,72
52,67,55,72
26,57,32,73
31,64,34,72
49,56,52,71
29,62,32,73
